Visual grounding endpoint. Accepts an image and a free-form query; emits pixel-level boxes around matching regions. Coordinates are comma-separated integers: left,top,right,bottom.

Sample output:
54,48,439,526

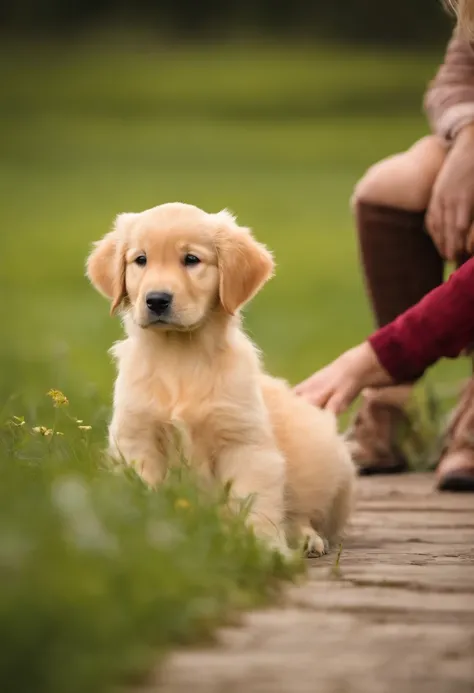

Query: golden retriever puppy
86,203,355,557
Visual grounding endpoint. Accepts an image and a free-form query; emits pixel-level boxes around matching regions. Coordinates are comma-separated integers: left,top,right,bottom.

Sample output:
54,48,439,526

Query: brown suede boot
436,378,474,492
344,394,410,476
356,202,443,327
351,201,444,476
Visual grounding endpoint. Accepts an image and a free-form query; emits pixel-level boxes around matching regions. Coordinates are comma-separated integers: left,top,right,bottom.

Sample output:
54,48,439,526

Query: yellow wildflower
46,389,69,407
33,426,53,437
175,498,190,510
56,432,64,436
78,425,92,431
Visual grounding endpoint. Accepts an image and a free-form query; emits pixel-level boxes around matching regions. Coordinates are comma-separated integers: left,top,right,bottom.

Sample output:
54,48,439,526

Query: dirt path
154,474,474,692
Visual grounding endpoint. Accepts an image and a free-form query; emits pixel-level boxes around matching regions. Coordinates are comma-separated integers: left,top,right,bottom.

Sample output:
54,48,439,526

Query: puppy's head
86,203,274,331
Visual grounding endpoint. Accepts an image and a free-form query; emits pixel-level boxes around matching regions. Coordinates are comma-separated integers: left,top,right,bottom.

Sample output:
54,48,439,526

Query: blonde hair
445,0,474,36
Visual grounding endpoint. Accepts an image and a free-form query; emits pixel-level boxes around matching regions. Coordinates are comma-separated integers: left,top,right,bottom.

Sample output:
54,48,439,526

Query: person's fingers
294,370,342,409
443,203,459,261
310,390,333,409
435,201,448,258
325,392,349,415
425,199,444,254
294,380,313,397
293,377,311,395
467,222,474,254
327,377,364,414
455,197,472,240
296,383,333,408
445,199,471,260
294,368,331,396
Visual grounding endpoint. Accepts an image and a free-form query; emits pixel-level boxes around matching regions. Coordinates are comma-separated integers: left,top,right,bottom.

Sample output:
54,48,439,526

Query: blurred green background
2,5,472,690
0,1,468,419
2,6,472,690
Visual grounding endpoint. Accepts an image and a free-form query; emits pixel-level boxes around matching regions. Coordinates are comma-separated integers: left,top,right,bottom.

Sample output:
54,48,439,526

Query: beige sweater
424,31,474,141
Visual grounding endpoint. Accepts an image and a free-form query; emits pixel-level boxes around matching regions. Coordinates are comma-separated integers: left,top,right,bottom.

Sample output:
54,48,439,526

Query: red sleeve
368,258,474,383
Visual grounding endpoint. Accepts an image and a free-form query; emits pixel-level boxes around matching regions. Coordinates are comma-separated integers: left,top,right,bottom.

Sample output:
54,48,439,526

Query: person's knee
351,135,447,212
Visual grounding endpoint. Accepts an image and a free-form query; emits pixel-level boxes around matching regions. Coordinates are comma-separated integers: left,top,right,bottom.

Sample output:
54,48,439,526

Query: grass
1,391,300,693
0,36,470,692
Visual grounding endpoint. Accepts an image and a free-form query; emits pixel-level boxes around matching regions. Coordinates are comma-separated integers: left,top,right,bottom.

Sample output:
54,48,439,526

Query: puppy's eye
135,255,147,267
183,254,201,267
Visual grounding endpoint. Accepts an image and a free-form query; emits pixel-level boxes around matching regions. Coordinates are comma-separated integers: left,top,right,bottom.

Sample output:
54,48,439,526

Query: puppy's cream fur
87,203,355,556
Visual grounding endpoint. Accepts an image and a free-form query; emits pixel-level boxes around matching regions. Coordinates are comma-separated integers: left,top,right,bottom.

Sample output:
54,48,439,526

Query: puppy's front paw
270,536,295,560
253,523,292,560
302,527,328,558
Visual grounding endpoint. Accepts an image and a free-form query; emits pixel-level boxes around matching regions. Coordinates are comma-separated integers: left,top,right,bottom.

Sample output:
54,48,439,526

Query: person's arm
294,258,474,413
424,31,474,142
370,257,474,381
423,33,474,259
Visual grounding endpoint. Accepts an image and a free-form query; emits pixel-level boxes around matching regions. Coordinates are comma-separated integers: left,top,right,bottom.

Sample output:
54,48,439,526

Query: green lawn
0,38,469,692
1,40,467,402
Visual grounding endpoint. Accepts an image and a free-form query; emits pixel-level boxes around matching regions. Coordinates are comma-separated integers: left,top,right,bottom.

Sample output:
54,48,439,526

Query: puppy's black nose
146,291,173,316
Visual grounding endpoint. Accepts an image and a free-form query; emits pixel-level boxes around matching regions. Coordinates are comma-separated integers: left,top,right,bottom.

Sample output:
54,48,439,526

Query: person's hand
426,124,474,261
294,342,394,414
466,219,474,255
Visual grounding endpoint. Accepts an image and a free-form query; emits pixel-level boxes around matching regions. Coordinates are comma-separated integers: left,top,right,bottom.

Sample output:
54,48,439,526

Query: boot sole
437,472,474,493
358,462,409,477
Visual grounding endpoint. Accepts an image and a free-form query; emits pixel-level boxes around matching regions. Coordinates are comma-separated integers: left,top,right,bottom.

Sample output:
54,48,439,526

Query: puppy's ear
86,213,137,315
215,210,274,315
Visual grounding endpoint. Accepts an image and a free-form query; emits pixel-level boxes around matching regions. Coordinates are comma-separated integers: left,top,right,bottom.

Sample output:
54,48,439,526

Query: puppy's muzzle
146,291,173,319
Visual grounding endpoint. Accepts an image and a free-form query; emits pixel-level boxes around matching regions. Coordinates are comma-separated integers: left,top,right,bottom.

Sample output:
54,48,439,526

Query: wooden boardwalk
154,474,474,693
